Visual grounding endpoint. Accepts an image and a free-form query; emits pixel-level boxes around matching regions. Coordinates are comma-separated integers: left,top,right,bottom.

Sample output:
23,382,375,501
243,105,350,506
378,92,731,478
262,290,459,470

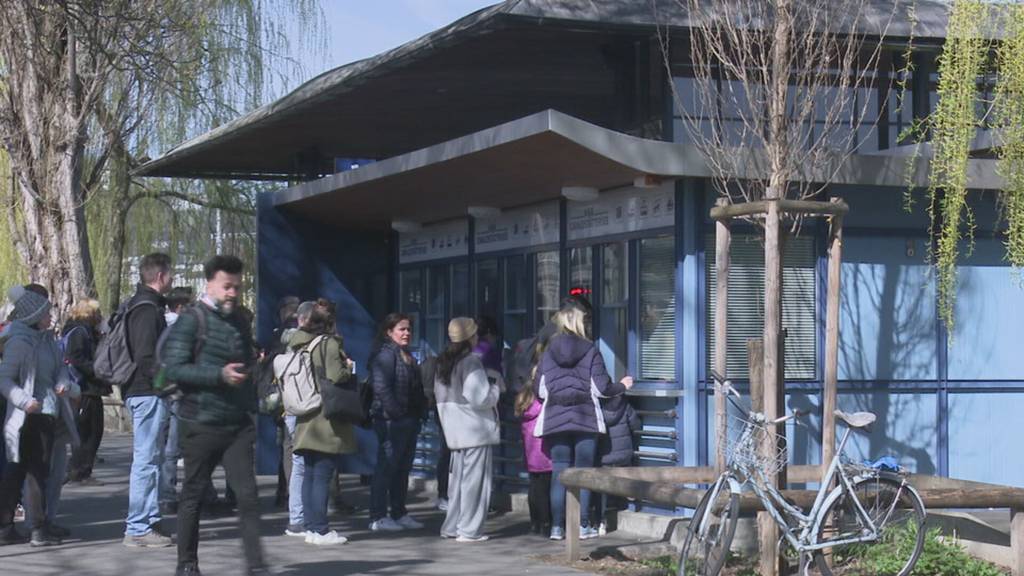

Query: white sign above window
566,182,675,241
398,219,469,264
474,201,560,254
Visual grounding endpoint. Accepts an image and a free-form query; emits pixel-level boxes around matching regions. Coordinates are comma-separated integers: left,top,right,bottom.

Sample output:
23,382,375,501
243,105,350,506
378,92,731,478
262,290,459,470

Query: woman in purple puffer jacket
532,304,633,541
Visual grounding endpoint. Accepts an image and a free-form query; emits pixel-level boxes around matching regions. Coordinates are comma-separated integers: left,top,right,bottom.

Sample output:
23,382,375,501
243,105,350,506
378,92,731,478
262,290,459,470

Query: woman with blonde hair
532,301,633,541
64,298,107,487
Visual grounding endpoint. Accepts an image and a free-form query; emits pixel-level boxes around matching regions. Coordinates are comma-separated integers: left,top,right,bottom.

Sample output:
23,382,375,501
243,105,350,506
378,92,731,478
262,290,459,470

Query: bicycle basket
726,414,789,479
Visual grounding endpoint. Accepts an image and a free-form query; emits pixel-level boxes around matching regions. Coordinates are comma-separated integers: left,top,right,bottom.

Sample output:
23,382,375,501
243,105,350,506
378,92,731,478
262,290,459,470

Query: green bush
856,523,1005,576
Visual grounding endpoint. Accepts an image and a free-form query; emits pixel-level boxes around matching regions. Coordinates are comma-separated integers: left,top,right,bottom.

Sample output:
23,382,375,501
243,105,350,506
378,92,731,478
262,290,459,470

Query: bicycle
679,370,926,576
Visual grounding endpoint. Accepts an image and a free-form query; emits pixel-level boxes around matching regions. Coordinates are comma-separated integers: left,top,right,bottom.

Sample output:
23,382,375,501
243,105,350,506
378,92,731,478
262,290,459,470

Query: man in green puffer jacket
162,255,264,576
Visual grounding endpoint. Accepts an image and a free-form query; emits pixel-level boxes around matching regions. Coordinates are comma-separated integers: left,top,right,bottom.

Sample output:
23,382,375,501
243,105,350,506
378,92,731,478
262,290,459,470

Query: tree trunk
0,4,97,319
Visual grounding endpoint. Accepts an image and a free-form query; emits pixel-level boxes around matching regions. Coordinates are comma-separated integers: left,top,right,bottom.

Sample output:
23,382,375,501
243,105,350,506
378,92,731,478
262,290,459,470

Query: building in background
137,1,1019,501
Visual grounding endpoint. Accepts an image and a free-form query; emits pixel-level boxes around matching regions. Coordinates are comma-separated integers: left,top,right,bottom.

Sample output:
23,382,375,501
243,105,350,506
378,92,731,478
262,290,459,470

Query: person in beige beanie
433,317,500,542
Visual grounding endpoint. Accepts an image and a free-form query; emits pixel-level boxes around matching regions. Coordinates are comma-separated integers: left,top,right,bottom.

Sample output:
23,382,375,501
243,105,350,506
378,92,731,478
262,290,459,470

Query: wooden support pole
822,198,844,473
1012,509,1024,576
566,486,581,562
761,199,784,576
715,199,731,473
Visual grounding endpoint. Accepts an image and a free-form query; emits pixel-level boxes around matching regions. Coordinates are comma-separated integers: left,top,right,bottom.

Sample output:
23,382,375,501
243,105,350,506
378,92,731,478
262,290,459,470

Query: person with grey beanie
0,284,77,547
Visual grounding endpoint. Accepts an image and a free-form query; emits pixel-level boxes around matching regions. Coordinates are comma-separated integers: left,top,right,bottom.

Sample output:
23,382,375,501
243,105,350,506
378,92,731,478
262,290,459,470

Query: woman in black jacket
367,312,426,532
63,299,108,484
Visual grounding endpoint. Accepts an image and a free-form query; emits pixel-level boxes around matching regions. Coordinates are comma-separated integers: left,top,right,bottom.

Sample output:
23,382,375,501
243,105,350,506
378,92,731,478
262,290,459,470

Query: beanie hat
8,285,51,327
448,317,478,344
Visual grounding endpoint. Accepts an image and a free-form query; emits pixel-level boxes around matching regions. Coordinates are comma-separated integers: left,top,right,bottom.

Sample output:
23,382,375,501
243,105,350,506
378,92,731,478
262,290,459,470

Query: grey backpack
94,300,156,387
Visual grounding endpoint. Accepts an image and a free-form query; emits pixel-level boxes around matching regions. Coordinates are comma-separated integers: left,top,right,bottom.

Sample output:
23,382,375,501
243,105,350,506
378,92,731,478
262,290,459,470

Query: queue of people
0,248,642,572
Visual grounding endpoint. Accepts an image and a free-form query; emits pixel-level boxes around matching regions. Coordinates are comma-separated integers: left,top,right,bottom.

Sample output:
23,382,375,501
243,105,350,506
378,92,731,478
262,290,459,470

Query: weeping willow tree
907,0,1024,332
0,149,25,294
0,0,324,317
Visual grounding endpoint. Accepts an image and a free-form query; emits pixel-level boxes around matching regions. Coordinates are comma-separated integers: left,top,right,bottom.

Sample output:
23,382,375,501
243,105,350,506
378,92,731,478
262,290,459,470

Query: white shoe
456,534,489,543
369,518,404,532
598,521,607,536
436,498,449,511
395,515,424,530
305,530,348,545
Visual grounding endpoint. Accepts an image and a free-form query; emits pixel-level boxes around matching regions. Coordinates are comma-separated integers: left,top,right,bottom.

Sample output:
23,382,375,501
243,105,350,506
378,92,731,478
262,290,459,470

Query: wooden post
566,486,581,562
715,200,731,473
749,339,778,576
1013,509,1024,576
822,199,844,473
761,199,783,576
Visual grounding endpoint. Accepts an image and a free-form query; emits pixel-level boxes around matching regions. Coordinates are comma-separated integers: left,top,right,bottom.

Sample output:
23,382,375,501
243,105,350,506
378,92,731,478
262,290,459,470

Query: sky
312,0,498,76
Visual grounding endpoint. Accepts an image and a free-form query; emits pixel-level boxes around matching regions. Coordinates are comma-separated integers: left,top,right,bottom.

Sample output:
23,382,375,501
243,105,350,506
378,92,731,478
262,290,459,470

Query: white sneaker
395,515,424,530
598,521,607,536
305,530,348,545
284,524,307,537
369,518,404,532
436,498,449,511
456,534,489,543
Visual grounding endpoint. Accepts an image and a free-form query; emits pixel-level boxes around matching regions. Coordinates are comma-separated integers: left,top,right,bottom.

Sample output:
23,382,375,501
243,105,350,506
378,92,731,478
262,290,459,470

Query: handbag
316,339,369,424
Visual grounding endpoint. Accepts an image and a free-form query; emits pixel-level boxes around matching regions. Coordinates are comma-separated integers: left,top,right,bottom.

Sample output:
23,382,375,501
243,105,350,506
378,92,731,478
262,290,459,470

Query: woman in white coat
434,318,500,542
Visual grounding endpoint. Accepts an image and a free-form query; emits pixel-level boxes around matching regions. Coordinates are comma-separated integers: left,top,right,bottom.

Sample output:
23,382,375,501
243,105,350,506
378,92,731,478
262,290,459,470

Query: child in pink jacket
515,386,551,535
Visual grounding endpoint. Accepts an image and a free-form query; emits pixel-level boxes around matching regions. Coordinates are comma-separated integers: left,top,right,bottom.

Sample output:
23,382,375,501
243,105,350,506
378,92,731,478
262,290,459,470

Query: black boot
0,525,28,545
176,563,202,576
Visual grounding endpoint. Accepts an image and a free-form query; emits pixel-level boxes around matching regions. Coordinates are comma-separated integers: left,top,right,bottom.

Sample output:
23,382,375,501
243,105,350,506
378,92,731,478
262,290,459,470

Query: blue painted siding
839,235,937,381
950,238,1024,380
949,392,1024,487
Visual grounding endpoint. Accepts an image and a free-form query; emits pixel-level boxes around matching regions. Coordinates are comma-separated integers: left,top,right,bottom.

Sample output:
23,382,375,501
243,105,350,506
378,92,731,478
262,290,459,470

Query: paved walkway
0,433,621,576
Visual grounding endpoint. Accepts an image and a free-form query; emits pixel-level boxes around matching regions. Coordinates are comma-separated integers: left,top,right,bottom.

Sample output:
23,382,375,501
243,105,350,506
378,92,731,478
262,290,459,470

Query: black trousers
435,411,450,500
528,472,552,529
176,419,262,570
0,414,55,531
68,395,105,481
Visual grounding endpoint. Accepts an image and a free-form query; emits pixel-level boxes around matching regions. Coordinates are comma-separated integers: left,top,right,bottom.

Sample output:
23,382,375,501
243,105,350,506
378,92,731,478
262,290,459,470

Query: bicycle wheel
810,475,925,576
678,475,739,576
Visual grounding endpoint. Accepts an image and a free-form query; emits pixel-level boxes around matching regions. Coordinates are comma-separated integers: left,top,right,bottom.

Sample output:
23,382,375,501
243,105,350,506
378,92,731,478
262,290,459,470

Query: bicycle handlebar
710,369,805,426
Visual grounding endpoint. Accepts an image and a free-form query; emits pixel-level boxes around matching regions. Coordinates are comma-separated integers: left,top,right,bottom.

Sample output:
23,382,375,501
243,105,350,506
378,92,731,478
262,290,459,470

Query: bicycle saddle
834,409,876,429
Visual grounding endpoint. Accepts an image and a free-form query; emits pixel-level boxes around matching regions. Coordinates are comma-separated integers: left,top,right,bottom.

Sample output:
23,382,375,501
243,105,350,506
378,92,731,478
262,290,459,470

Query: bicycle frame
723,391,884,555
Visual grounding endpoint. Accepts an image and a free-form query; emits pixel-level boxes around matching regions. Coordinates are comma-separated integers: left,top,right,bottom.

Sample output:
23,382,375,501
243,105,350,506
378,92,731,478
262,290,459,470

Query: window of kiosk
639,236,677,381
399,268,424,349
535,250,561,329
475,258,500,327
424,265,449,355
451,261,470,317
569,247,594,302
503,254,528,348
705,232,817,380
600,242,629,382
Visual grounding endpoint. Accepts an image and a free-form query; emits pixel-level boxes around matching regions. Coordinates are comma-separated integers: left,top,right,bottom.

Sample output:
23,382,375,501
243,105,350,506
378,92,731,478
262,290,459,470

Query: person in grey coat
0,285,77,547
434,318,500,542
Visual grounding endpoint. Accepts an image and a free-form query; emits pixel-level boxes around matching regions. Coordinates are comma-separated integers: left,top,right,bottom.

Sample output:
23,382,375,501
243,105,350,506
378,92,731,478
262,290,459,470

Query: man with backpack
162,255,264,576
116,253,174,547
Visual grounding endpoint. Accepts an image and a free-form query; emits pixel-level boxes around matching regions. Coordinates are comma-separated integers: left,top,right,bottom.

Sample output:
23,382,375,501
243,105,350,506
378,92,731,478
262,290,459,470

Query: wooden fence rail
559,467,1024,575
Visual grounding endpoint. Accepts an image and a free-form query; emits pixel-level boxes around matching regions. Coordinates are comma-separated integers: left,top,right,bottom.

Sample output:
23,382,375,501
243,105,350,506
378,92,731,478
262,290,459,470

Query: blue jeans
370,416,420,522
125,396,169,536
284,416,304,526
301,452,338,534
160,400,180,505
549,433,597,529
25,438,68,526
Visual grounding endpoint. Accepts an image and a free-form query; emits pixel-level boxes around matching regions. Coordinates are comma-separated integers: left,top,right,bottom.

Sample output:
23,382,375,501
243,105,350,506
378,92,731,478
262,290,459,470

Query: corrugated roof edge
136,0,979,179
134,1,516,177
